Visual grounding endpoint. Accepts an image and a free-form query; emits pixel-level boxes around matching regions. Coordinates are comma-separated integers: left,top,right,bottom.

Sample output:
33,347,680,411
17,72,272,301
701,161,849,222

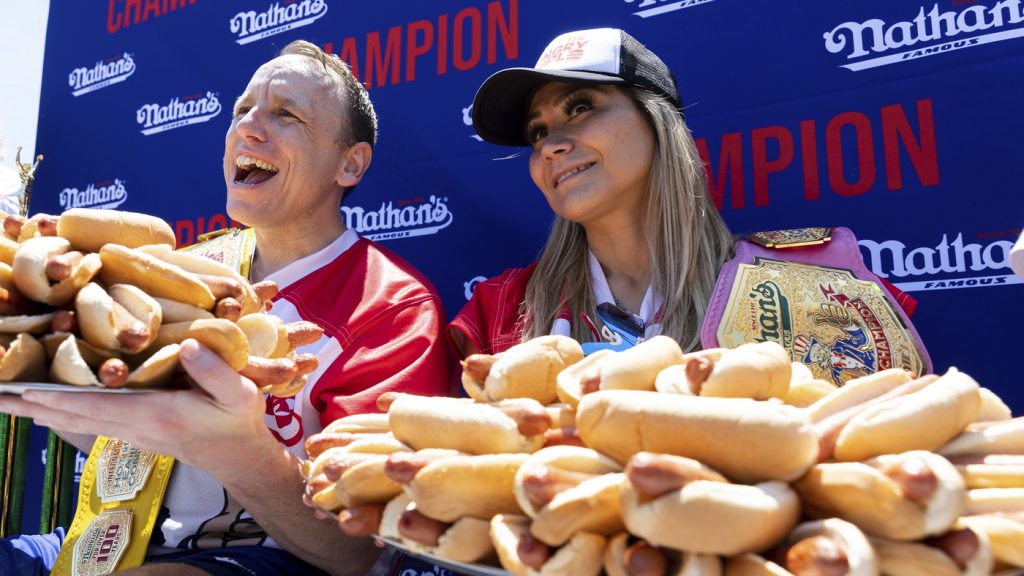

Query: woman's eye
528,126,547,144
569,102,590,116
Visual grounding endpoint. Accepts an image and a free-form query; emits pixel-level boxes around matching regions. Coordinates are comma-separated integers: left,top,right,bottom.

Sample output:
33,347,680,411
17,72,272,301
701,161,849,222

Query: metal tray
0,382,156,395
375,536,511,576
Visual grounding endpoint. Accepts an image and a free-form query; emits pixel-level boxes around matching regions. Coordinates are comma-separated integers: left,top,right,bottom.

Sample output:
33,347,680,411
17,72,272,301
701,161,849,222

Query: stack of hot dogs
0,208,321,394
302,323,1022,576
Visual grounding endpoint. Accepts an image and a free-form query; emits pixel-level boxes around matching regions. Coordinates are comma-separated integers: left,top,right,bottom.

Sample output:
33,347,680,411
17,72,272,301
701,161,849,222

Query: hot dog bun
555,349,614,408
152,319,248,371
56,208,174,253
832,368,980,462
138,244,261,316
940,417,1024,457
76,282,161,353
794,450,966,540
463,335,583,404
99,244,216,310
514,446,625,546
604,533,722,576
620,453,800,555
657,342,790,400
388,394,550,454
592,335,683,392
402,452,527,522
958,513,1024,568
805,368,915,424
576,390,818,483
869,526,993,576
0,333,46,382
725,518,877,576
490,514,606,576
12,236,102,306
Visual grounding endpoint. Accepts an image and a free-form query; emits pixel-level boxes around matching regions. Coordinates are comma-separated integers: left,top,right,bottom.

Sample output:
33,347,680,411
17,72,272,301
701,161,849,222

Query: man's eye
234,106,251,117
278,109,296,118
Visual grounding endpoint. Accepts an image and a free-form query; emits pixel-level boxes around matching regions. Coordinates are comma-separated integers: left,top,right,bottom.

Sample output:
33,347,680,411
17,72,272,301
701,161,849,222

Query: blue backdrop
14,0,1024,534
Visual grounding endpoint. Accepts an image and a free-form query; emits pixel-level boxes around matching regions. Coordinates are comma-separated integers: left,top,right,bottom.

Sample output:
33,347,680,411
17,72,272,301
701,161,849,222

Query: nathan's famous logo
622,0,716,18
824,2,1024,71
341,196,453,241
749,280,793,348
230,0,328,45
59,179,128,211
68,53,135,97
136,91,222,136
859,232,1022,292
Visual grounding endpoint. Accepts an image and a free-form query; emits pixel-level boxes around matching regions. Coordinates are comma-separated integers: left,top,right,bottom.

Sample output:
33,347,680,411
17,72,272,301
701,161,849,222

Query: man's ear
336,142,372,189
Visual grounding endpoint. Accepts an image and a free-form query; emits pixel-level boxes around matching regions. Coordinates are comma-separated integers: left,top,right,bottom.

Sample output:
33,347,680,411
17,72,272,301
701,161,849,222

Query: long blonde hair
521,87,734,352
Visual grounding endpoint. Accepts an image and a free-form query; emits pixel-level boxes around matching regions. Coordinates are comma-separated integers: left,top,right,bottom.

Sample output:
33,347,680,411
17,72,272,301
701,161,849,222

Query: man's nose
234,108,266,142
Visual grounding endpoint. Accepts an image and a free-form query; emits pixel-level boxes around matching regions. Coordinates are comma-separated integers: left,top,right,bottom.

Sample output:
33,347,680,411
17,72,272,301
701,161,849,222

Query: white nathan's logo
136,92,222,136
59,179,128,211
230,0,328,45
342,196,453,241
622,0,716,19
824,2,1024,71
68,53,135,97
859,233,1022,292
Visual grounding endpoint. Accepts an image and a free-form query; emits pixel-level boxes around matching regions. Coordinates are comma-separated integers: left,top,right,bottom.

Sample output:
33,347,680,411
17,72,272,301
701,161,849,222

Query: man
0,40,450,575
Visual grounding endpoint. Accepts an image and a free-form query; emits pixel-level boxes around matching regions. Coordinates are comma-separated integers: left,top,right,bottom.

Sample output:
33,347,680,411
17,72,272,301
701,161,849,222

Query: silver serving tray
0,382,156,395
375,536,511,576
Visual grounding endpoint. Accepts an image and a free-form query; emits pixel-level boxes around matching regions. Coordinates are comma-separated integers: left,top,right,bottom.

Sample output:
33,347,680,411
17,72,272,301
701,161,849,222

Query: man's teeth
557,164,592,185
236,155,279,173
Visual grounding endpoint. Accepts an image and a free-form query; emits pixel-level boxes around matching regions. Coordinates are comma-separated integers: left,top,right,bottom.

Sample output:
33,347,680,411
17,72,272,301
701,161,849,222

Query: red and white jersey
155,229,450,551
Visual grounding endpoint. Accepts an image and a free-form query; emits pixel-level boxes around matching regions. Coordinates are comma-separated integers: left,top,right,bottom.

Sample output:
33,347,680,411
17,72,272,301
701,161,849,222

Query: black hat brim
471,67,628,147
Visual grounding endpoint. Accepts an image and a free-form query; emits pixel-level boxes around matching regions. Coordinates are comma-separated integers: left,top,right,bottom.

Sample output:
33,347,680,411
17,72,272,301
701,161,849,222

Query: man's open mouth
234,155,280,185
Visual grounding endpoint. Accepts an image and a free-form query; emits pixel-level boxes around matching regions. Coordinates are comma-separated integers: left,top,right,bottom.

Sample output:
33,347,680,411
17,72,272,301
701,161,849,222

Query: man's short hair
279,40,378,150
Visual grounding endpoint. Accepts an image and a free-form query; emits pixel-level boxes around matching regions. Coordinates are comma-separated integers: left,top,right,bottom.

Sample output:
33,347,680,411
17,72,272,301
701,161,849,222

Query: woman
451,28,734,357
451,27,929,383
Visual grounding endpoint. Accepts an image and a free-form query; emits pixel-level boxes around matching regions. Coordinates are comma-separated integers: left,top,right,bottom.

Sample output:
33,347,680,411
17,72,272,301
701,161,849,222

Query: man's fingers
179,339,256,408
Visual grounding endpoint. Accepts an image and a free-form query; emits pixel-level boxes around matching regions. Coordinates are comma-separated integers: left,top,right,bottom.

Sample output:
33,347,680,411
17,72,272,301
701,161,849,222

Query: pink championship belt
701,227,932,387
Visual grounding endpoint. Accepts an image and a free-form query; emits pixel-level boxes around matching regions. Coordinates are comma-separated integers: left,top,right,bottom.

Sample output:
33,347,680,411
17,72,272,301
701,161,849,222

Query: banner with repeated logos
18,0,1024,536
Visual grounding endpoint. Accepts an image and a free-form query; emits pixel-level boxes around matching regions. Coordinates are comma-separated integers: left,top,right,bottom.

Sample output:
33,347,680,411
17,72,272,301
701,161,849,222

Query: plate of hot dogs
301,335,1024,576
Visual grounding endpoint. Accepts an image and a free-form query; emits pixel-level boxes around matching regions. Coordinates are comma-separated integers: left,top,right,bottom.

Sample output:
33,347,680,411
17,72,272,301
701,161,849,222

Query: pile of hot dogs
303,335,1024,576
0,208,321,394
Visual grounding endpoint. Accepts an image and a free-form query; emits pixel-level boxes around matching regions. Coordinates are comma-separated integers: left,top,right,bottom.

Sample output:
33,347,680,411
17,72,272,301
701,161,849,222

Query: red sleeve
312,294,450,426
878,276,918,317
448,265,536,356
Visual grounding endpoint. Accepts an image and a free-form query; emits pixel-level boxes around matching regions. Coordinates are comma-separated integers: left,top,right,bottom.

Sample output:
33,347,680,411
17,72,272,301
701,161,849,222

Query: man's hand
0,339,277,479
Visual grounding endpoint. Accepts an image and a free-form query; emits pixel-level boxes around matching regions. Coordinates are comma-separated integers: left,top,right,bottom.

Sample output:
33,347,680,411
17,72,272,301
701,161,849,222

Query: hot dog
815,368,981,463
397,451,527,522
725,519,878,576
869,526,994,576
151,319,249,371
620,452,800,556
56,208,175,252
947,454,1024,489
378,492,495,564
490,513,606,576
137,244,261,315
940,417,1024,458
99,244,217,310
12,236,102,306
462,335,583,404
49,335,180,389
655,342,791,401
576,390,819,483
387,393,551,454
555,349,615,408
76,283,161,353
0,333,46,382
513,446,625,546
301,435,409,513
958,513,1024,569
793,450,966,541
604,533,722,576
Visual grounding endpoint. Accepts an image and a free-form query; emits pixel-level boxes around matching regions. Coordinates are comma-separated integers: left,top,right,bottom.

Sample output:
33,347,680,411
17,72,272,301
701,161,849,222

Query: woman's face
526,82,654,228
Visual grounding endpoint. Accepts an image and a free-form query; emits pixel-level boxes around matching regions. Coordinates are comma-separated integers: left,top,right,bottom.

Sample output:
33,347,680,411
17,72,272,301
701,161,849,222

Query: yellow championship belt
52,228,255,575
